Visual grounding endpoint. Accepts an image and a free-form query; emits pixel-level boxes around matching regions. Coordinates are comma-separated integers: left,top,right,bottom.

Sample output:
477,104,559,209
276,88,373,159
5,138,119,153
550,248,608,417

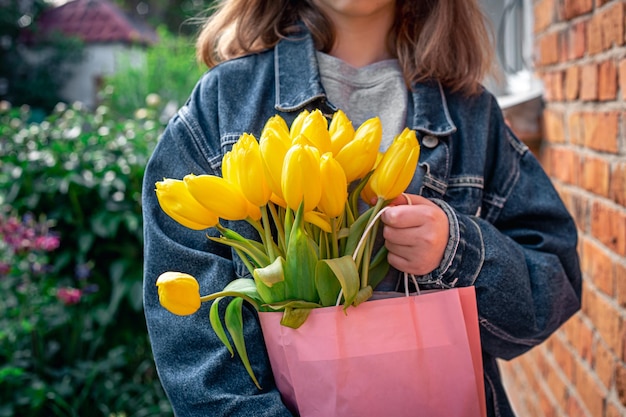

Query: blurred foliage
0,101,173,416
0,0,85,113
102,26,204,120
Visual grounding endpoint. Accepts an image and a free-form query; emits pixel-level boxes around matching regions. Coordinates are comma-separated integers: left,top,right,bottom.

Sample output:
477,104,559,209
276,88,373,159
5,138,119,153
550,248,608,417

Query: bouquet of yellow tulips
154,109,420,387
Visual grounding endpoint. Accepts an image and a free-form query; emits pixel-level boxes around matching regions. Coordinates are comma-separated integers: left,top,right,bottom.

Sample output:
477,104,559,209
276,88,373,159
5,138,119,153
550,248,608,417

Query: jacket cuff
416,199,484,288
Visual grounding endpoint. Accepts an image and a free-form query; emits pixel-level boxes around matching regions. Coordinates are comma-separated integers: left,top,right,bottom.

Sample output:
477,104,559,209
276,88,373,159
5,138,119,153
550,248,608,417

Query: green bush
102,26,205,118
0,101,172,416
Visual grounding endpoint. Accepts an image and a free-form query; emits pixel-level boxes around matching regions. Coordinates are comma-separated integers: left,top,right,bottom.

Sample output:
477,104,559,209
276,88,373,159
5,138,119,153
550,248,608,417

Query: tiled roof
35,0,157,45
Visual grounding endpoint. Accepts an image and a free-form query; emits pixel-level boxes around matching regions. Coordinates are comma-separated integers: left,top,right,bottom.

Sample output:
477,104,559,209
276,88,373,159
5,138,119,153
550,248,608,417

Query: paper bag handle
339,194,421,306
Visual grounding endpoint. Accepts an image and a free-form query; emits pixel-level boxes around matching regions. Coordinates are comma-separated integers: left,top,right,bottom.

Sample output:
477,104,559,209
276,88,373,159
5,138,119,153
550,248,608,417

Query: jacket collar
274,27,457,136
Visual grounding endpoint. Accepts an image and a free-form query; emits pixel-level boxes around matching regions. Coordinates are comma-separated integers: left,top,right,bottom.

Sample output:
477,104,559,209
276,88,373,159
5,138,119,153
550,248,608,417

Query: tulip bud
329,109,355,155
156,271,201,316
334,117,382,182
281,144,322,213
262,115,291,146
299,109,332,154
183,174,250,221
368,128,420,200
318,152,348,218
289,109,310,140
260,125,291,201
228,133,272,207
155,178,219,230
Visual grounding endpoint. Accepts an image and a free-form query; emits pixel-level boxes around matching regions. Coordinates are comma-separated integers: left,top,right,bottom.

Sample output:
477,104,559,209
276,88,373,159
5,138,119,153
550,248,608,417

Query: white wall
59,43,146,109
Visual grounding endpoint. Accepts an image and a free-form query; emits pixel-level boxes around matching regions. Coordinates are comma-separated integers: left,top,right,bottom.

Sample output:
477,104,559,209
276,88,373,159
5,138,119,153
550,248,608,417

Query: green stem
268,203,286,253
330,217,339,259
260,206,276,262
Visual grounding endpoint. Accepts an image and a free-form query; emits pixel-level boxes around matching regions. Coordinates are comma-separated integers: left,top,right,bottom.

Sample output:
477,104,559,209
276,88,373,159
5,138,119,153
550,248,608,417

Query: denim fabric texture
142,27,582,417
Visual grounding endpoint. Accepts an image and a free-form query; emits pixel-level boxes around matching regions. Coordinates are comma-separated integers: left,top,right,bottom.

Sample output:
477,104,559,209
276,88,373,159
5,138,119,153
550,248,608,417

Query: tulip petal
329,109,355,155
184,174,250,221
155,178,219,230
156,271,201,316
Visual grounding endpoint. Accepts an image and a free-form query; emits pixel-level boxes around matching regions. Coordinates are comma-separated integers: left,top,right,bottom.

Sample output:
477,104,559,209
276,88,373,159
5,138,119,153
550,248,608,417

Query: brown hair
196,0,493,95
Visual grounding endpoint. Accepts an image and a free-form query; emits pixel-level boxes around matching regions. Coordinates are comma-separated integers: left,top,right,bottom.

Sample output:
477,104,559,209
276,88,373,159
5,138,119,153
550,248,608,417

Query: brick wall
499,1,626,416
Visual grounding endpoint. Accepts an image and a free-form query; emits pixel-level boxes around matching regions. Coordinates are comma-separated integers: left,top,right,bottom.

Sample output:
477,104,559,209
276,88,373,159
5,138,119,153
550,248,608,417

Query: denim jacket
142,27,582,417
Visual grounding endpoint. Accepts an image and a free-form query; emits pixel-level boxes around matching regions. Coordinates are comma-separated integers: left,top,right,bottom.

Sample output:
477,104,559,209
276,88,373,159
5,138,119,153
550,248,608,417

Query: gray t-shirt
316,51,408,151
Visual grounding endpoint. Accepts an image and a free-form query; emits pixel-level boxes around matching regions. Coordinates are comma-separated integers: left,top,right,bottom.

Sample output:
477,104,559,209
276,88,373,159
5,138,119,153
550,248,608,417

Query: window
481,0,543,109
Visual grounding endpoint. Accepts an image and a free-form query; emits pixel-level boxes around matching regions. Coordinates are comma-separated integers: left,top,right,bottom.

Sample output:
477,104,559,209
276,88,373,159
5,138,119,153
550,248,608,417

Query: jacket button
422,135,439,148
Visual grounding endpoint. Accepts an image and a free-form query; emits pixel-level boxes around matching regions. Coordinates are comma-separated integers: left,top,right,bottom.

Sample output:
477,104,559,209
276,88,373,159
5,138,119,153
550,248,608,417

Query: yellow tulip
299,109,332,153
183,174,250,221
359,152,384,206
334,117,382,182
281,144,322,213
368,128,421,200
262,115,291,145
156,271,201,316
289,109,310,140
318,152,348,218
259,125,291,201
155,178,219,230
227,133,271,207
329,110,355,155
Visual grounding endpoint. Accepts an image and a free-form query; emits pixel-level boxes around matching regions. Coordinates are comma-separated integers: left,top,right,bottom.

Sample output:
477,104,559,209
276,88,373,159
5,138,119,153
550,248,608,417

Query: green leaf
353,286,373,307
200,278,263,310
225,298,261,389
283,203,318,302
263,300,321,311
280,307,312,329
209,297,233,357
207,235,270,269
315,255,359,308
342,205,376,257
367,246,391,290
253,256,286,304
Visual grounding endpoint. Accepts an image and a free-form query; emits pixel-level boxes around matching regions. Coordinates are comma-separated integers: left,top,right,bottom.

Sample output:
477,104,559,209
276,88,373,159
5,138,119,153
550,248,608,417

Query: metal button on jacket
422,135,439,148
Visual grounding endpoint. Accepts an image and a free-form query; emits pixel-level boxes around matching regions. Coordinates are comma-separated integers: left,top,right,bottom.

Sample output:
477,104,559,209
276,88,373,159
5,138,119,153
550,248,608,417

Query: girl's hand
380,194,450,276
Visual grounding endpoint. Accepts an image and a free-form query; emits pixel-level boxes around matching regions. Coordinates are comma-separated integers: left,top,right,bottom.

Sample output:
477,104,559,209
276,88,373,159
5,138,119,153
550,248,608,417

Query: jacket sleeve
430,97,582,360
142,89,294,416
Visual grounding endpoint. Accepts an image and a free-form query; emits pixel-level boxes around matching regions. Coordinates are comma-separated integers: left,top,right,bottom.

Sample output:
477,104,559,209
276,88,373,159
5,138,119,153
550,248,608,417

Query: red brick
563,0,593,19
543,109,566,142
601,3,625,49
588,13,605,55
617,264,626,308
539,32,561,65
598,60,618,101
553,336,576,381
620,60,626,100
611,162,626,207
583,112,620,153
583,239,615,296
591,201,626,256
549,146,580,185
617,363,626,407
576,363,606,416
566,395,587,417
568,111,585,145
581,155,611,196
580,63,598,100
565,66,580,100
569,21,587,60
595,340,616,388
586,285,624,355
535,0,556,33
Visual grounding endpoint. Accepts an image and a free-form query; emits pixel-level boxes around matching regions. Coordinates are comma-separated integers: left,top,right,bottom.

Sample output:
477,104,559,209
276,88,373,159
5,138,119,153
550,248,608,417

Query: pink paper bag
258,287,486,417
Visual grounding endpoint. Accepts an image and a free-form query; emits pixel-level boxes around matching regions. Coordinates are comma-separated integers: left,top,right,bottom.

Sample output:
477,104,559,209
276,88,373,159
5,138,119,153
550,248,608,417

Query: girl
142,1,582,416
